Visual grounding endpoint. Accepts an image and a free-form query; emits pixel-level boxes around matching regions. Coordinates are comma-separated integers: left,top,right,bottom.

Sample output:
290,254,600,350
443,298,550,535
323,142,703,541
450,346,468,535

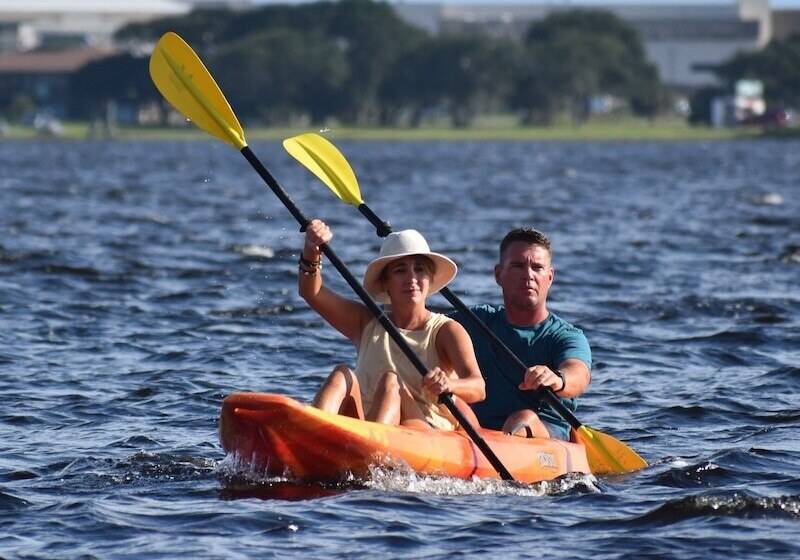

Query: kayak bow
220,392,591,483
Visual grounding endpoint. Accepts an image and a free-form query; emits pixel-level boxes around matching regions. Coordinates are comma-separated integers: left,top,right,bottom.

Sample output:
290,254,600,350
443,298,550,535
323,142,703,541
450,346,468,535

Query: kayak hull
219,392,591,483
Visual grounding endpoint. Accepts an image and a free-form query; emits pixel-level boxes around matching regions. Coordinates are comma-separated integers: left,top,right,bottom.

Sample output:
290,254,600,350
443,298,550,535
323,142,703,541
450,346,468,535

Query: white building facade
0,0,253,52
392,0,774,89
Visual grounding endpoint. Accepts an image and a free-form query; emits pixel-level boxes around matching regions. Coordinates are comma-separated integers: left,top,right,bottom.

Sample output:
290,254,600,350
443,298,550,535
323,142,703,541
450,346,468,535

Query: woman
298,219,484,430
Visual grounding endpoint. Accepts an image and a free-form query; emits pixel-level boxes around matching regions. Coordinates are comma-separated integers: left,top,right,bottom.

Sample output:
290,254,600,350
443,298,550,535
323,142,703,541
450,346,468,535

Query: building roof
0,0,252,18
0,1,189,17
0,46,115,73
436,3,743,23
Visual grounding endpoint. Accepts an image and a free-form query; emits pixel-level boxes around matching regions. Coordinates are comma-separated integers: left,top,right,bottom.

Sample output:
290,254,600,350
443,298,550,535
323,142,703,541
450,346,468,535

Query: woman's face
382,256,434,306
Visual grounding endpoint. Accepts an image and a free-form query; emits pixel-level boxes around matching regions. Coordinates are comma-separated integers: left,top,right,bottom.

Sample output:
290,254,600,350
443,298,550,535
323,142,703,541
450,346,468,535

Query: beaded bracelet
299,255,322,276
299,255,321,268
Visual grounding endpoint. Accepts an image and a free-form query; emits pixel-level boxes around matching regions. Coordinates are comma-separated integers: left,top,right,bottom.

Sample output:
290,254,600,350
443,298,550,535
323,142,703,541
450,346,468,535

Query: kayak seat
503,422,535,438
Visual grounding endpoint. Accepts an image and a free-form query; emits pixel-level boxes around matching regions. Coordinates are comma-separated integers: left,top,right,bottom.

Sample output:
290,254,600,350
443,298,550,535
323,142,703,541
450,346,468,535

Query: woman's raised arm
298,219,372,345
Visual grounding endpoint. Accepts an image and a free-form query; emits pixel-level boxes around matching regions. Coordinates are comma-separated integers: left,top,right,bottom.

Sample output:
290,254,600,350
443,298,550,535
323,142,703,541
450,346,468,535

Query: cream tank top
354,312,458,431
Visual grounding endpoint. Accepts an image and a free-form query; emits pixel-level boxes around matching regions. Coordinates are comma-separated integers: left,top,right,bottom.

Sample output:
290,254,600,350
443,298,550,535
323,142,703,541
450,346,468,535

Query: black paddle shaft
239,146,515,481
356,203,583,430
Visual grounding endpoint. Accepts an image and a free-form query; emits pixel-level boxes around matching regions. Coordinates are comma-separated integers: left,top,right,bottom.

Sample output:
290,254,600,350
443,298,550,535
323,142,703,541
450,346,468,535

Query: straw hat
363,230,457,303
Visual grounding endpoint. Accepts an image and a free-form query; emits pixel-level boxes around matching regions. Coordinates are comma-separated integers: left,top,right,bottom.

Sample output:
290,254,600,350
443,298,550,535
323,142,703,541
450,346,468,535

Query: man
451,228,591,440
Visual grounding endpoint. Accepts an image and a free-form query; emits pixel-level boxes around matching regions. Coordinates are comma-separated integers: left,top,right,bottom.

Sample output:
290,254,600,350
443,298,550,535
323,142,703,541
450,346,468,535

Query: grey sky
253,0,800,7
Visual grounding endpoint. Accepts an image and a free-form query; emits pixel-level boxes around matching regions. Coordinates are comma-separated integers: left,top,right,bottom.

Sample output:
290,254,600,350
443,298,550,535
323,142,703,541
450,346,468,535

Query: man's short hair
499,228,551,261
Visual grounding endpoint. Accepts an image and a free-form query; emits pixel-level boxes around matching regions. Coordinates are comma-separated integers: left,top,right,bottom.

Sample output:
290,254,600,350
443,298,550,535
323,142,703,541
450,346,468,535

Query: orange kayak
219,392,591,483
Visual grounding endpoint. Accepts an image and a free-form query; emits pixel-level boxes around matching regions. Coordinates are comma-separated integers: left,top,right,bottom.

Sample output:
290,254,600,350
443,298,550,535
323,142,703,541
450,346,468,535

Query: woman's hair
379,255,436,281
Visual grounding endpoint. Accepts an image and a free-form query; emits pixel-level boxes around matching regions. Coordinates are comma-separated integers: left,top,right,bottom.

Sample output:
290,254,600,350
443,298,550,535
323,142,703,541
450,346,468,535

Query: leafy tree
220,2,333,42
116,0,425,126
116,9,234,49
209,28,348,125
5,94,36,123
69,53,156,119
324,0,426,124
527,9,645,58
628,63,666,119
376,43,432,126
380,35,517,127
508,63,561,125
716,33,800,109
688,86,724,125
511,9,663,123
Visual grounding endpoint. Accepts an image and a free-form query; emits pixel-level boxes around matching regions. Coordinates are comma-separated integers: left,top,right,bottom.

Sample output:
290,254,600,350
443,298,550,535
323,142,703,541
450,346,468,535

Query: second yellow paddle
284,132,648,476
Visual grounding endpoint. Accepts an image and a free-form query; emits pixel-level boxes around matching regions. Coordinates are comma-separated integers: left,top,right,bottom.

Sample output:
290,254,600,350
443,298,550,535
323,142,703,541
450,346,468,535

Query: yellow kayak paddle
148,32,517,481
283,132,648,476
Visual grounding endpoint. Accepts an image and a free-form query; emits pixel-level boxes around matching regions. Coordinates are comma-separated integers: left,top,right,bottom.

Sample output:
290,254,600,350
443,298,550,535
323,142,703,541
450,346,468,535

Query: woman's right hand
422,366,453,400
304,219,332,258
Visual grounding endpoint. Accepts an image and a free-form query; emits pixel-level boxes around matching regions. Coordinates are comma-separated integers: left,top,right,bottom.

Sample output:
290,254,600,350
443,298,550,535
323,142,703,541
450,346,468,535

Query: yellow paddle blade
574,425,648,475
283,133,363,206
149,32,246,150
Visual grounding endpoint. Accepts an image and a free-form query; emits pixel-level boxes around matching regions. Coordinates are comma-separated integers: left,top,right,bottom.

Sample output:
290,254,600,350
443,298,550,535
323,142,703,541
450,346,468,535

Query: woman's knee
377,371,401,393
331,363,354,376
453,397,481,429
326,364,355,385
315,364,363,418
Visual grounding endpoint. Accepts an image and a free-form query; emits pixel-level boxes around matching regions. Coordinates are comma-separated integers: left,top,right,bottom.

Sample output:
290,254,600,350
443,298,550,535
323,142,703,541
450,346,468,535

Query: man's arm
517,358,589,398
554,358,590,398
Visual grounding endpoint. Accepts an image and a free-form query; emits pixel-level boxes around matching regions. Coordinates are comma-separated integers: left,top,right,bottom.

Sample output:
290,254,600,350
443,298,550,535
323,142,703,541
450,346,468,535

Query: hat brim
363,251,457,304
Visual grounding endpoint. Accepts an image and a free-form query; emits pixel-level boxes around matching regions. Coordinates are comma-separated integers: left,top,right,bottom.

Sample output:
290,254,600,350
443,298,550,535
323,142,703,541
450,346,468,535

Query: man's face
494,241,554,312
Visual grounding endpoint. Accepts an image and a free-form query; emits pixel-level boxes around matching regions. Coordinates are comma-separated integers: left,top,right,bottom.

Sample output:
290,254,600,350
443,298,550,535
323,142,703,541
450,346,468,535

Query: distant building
0,1,191,51
0,46,115,118
772,8,800,41
178,0,255,8
392,0,776,90
0,0,254,120
0,1,256,53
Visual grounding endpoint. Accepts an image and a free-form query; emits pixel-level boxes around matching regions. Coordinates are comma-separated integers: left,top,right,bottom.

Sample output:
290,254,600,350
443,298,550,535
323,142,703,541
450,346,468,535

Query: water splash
235,244,275,258
216,454,598,498
364,466,599,497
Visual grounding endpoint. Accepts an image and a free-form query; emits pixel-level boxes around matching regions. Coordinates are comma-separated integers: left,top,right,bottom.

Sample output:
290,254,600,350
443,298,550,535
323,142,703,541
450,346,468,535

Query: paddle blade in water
574,425,648,475
149,32,246,150
283,133,363,206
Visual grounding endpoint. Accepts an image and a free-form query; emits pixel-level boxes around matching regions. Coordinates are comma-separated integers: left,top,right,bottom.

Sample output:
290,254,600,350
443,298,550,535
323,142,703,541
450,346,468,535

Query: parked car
739,108,793,128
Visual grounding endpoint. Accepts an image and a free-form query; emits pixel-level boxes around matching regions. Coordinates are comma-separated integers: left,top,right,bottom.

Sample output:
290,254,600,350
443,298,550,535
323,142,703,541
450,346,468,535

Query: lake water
1,138,798,558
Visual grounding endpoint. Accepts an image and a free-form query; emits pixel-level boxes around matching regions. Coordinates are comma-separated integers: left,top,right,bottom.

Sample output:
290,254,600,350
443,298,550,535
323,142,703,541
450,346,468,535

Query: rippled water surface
1,138,798,558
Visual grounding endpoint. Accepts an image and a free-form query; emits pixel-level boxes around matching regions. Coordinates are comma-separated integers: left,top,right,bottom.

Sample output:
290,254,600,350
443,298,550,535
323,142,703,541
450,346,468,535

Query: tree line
5,0,799,128
690,33,800,125
64,0,665,128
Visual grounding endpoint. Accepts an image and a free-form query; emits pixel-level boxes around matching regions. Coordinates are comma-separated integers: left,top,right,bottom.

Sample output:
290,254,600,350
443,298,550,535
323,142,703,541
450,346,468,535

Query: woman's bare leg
453,396,481,430
398,381,433,431
312,364,364,419
366,371,402,425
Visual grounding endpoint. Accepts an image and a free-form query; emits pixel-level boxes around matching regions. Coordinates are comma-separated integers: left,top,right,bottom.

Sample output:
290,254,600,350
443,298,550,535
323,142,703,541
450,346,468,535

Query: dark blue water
1,138,798,558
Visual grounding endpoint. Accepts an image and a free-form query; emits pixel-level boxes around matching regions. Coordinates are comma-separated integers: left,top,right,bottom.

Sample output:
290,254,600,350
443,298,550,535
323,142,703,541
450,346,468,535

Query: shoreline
1,120,786,142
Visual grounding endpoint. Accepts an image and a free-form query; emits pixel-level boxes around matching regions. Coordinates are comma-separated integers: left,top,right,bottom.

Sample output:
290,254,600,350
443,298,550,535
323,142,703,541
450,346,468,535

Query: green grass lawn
0,117,765,142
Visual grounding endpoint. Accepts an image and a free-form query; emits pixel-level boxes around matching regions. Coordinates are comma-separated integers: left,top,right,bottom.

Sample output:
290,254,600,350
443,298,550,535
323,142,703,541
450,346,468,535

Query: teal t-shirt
450,304,592,434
